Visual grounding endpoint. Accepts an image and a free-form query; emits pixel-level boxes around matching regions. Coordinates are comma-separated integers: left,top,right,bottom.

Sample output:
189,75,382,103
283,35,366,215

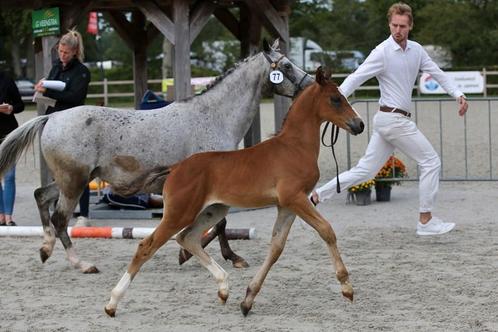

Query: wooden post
240,3,262,148
103,78,108,106
132,45,148,108
173,0,191,101
107,10,158,108
272,16,291,132
246,0,292,132
35,36,58,187
132,11,148,109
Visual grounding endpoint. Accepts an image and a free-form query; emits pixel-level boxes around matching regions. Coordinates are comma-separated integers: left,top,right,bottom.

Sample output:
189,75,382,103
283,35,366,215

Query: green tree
0,9,32,78
416,0,498,67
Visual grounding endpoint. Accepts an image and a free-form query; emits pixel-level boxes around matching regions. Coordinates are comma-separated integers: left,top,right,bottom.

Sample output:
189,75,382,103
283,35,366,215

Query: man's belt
379,106,411,118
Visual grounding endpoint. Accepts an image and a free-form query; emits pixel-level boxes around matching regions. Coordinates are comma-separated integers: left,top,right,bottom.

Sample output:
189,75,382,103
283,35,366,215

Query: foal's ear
316,66,333,86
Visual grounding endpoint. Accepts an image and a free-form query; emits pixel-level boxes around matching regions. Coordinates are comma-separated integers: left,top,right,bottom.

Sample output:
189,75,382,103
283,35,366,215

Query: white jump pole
0,226,256,240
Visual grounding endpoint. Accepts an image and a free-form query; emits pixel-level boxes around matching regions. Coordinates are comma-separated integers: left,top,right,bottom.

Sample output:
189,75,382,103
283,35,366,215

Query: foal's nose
349,118,365,135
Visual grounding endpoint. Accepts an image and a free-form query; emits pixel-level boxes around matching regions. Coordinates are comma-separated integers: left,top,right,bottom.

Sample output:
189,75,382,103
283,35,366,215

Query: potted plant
374,155,407,201
347,179,376,206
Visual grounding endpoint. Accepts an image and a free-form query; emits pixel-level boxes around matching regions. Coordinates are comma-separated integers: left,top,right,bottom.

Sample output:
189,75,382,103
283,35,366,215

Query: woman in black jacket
34,29,92,226
0,71,25,226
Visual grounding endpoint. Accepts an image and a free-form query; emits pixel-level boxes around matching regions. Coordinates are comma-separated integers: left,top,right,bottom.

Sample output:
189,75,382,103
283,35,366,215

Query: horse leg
290,194,353,302
51,189,98,273
216,218,249,268
178,225,217,265
105,216,186,317
240,207,296,316
178,217,250,268
176,204,231,303
34,182,59,263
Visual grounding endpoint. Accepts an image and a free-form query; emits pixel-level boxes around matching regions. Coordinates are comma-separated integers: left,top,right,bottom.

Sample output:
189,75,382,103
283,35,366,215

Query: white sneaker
74,216,91,228
416,217,455,236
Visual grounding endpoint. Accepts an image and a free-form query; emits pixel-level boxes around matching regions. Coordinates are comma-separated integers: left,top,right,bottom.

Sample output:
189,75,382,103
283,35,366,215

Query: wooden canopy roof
1,1,294,185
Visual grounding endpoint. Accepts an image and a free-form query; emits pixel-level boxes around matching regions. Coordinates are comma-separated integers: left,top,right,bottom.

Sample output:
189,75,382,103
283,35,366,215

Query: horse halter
263,52,312,98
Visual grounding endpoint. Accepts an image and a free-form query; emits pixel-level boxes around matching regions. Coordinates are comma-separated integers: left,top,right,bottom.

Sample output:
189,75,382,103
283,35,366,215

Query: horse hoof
83,266,100,274
240,301,252,316
178,249,191,265
341,284,354,302
104,306,116,317
39,248,50,263
342,291,354,302
232,257,249,269
218,290,229,304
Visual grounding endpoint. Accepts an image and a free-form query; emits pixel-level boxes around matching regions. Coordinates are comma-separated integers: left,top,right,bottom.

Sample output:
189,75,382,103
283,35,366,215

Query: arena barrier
0,226,256,240
347,97,498,181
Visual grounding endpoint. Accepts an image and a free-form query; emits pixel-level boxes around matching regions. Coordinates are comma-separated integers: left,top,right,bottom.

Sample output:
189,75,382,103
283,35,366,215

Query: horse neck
198,53,269,143
277,85,322,155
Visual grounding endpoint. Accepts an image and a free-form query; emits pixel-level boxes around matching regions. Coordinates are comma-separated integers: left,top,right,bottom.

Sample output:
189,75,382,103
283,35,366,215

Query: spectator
0,71,25,226
34,28,91,227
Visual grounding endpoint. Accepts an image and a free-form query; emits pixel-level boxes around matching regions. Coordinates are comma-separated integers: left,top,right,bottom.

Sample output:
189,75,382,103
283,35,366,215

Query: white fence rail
84,70,498,104
347,98,498,181
20,70,498,104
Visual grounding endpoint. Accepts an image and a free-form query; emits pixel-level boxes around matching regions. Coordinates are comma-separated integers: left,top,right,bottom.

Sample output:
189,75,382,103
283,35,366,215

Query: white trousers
316,111,441,213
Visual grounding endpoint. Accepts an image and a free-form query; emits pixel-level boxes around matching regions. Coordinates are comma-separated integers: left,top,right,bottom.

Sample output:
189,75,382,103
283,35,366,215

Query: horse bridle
264,52,342,193
321,122,342,193
263,52,312,98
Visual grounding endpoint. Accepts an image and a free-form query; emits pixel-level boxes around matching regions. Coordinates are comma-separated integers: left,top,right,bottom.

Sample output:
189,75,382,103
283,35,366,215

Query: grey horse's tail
0,115,50,177
117,165,172,197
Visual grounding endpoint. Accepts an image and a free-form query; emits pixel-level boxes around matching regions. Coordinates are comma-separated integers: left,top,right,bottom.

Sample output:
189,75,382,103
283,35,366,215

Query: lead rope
321,122,341,193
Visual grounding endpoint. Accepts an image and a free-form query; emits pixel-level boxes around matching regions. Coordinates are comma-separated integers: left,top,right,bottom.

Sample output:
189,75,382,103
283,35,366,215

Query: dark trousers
79,186,90,217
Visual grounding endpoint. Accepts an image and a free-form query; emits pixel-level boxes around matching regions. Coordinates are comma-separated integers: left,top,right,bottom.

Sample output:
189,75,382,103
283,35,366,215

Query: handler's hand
458,96,468,116
0,103,12,114
34,80,47,93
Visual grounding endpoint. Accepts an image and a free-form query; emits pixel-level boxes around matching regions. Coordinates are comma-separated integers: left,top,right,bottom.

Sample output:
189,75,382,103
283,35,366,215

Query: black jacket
44,58,91,114
0,72,24,141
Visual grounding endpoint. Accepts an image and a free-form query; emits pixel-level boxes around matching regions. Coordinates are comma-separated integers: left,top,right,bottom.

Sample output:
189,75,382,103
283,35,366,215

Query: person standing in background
0,71,25,226
34,29,91,227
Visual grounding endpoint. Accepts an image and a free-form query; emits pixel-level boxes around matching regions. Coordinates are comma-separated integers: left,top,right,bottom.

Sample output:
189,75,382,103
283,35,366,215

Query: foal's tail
118,165,173,197
0,115,50,177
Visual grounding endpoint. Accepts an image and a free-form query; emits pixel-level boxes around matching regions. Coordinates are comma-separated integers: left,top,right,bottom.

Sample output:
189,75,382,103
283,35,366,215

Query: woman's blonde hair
59,28,85,62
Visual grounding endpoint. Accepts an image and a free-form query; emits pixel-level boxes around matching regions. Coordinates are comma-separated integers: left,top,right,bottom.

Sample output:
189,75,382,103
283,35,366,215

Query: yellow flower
348,179,375,193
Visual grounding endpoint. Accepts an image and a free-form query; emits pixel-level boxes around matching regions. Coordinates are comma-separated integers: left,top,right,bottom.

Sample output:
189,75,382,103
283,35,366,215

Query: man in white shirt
310,2,468,235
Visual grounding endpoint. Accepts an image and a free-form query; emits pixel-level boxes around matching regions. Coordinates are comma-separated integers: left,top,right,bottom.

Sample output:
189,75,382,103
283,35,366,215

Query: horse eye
283,63,292,70
331,96,341,107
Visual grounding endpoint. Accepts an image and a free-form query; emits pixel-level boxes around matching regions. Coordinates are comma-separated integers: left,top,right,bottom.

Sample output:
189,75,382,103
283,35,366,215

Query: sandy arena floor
0,108,497,331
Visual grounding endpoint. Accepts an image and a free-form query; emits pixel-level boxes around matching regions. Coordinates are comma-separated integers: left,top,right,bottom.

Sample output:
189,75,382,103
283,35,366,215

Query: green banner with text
32,8,60,38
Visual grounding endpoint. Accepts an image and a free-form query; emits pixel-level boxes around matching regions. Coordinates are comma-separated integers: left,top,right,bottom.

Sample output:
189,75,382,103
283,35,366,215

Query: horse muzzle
347,118,365,135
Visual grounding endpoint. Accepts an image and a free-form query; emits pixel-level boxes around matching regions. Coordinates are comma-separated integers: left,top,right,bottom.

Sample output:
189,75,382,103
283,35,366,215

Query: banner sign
32,8,60,38
419,71,484,94
87,12,98,35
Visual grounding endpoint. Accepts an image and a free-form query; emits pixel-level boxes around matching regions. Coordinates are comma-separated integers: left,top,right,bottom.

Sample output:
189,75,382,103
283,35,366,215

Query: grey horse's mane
183,41,281,101
187,55,255,100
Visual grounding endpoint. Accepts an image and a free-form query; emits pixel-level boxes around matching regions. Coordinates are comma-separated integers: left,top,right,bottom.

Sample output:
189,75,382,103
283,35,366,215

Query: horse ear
271,38,280,51
263,39,271,52
315,66,332,86
323,67,332,79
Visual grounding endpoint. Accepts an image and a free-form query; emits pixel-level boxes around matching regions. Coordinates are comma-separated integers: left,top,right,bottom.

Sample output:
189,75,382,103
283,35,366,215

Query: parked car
15,79,36,100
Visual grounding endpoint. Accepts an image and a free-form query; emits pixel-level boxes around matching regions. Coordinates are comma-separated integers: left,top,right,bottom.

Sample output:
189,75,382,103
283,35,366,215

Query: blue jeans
0,167,16,215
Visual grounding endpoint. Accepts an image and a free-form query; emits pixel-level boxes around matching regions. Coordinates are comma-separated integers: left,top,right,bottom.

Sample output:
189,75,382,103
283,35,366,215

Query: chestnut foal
105,67,364,317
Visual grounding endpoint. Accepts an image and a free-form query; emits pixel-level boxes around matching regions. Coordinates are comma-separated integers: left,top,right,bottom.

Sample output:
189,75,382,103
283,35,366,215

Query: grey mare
0,41,313,273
